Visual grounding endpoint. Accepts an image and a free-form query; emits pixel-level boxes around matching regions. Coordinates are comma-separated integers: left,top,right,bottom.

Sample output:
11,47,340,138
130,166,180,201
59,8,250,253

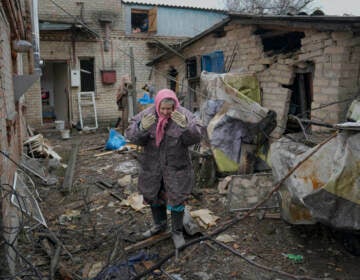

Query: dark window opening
167,66,178,92
285,71,313,134
131,8,157,33
186,57,198,79
132,11,148,33
80,58,95,92
256,29,304,54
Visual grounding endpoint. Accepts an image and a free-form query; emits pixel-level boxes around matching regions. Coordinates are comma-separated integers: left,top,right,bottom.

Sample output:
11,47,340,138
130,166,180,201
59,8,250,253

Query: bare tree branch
223,0,316,15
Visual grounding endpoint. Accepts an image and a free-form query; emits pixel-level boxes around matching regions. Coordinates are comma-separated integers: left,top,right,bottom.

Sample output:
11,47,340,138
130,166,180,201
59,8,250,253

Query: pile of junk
197,71,360,255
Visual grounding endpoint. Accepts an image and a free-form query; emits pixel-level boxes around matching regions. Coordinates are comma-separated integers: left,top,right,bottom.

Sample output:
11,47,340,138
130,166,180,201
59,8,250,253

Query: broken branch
40,238,73,280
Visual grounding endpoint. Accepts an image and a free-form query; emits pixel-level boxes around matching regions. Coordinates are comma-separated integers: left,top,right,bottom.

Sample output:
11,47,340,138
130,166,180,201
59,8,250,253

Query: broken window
80,58,95,92
255,29,304,54
131,7,157,33
285,64,314,134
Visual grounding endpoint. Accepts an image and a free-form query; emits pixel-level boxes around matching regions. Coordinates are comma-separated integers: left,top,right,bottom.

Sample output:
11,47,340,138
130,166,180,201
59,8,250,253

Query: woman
125,89,203,248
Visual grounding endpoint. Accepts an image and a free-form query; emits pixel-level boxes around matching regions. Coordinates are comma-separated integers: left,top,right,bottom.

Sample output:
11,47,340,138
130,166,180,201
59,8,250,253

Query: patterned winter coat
125,105,203,206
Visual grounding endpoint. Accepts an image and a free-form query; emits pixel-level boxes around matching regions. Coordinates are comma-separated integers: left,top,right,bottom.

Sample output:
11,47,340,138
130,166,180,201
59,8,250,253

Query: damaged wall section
152,16,360,137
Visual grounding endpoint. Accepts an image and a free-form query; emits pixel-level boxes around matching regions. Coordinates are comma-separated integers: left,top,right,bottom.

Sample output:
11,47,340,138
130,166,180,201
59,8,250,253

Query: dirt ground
8,128,360,279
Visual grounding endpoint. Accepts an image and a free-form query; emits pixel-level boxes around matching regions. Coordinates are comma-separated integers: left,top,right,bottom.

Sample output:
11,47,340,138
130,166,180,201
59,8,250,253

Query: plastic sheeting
270,132,360,230
200,72,276,172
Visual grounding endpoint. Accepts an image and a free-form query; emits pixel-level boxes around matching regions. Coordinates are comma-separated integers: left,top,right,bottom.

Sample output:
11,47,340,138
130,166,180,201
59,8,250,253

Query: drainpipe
31,0,41,74
99,19,112,52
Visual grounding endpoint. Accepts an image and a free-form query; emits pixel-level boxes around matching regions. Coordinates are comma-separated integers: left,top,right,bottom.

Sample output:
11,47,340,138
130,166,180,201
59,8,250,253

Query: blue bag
105,129,126,150
137,92,154,105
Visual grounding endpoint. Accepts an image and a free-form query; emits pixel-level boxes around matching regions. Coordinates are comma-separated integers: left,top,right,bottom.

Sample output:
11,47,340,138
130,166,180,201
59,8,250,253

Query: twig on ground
210,238,323,280
40,238,73,280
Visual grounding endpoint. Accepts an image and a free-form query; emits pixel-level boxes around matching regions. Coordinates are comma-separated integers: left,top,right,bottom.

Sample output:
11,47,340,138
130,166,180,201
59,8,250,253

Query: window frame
79,57,96,93
130,7,157,34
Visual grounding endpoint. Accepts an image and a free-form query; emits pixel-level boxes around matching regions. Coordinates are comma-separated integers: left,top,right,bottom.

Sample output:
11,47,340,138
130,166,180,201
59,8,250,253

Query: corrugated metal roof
121,0,225,11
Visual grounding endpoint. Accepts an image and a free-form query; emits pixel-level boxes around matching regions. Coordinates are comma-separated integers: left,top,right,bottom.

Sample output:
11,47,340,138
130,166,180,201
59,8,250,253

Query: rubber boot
142,205,167,238
171,210,185,249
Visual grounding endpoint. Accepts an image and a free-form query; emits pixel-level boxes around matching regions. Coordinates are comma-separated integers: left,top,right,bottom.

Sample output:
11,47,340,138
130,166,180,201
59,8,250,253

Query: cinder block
324,46,348,54
249,64,266,72
331,32,353,41
297,49,323,60
313,78,330,87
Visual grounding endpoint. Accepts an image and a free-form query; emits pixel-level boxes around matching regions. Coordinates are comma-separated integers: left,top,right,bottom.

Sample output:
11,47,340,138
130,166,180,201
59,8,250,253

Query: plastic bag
137,93,154,105
105,129,126,150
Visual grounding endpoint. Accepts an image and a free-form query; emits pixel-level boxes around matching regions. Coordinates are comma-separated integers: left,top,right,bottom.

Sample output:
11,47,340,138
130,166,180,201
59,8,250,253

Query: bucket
54,120,65,130
60,129,70,139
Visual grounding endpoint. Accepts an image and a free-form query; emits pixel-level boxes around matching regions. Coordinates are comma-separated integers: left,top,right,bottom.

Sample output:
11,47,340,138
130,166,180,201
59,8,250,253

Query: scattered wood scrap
79,145,104,153
95,182,123,201
124,232,172,253
94,150,117,157
40,238,72,280
24,134,62,160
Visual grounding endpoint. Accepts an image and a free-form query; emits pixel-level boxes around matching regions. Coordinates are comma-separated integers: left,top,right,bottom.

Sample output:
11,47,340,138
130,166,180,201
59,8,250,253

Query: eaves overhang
146,17,231,66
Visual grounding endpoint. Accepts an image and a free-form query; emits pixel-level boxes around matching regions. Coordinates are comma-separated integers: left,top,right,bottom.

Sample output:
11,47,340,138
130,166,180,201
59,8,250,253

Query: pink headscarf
155,89,180,146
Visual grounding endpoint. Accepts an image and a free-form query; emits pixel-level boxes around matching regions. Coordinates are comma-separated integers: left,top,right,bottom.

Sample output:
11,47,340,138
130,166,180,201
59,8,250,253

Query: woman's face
159,102,174,117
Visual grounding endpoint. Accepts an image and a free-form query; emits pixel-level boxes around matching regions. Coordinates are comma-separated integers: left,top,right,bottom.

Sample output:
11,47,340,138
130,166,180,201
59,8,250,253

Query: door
41,61,69,124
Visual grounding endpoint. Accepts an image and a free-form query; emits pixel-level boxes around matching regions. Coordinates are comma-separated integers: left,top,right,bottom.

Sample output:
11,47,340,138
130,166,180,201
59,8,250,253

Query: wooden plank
148,7,157,33
94,182,122,201
62,140,81,192
79,145,104,153
94,150,117,157
124,231,172,253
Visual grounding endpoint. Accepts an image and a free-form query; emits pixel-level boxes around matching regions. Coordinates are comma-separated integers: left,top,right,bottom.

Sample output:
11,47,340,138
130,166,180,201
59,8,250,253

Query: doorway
41,61,70,124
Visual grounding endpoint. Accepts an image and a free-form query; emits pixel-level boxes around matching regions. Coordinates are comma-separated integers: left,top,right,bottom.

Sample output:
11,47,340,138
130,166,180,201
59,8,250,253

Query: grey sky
314,0,360,15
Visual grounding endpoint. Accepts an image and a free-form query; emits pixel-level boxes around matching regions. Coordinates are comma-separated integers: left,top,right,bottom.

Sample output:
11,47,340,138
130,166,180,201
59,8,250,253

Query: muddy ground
6,128,360,279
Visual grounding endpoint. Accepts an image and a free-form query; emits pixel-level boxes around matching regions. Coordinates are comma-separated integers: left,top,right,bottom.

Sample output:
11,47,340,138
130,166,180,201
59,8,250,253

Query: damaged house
147,13,360,248
147,13,360,136
24,0,227,129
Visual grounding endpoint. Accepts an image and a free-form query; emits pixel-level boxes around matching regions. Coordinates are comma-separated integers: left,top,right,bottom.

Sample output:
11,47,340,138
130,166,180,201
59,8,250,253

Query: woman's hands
140,110,187,130
140,114,156,130
171,110,187,128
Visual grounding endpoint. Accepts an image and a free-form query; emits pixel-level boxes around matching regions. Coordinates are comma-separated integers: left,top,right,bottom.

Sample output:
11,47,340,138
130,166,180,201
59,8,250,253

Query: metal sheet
13,74,41,101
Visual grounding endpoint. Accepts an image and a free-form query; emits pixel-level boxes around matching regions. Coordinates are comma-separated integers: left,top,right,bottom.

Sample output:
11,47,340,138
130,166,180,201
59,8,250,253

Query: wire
47,0,100,38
